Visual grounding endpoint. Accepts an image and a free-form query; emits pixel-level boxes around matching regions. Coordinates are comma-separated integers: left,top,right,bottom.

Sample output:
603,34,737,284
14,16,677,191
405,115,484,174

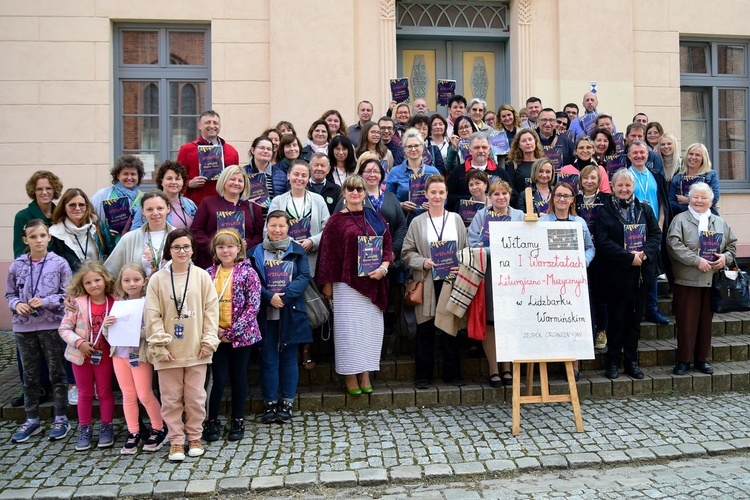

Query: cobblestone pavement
1,391,749,498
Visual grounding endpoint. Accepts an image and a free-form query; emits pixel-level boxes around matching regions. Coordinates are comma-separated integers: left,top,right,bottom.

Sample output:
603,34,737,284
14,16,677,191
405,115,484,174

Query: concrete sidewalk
1,391,750,498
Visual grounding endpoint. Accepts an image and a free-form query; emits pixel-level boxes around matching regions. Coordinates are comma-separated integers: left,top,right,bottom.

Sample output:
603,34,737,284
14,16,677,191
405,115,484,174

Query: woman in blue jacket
668,143,720,216
250,210,312,424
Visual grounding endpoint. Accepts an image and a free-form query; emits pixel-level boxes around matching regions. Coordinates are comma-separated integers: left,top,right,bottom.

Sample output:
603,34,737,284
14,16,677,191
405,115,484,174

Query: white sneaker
68,386,78,406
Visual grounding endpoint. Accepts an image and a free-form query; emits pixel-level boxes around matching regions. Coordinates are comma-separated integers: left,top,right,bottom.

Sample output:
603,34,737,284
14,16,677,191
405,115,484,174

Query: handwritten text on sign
489,221,595,362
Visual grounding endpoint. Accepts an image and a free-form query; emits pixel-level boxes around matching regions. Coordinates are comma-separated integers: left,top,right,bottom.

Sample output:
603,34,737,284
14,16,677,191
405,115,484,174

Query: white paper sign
489,221,595,362
106,298,146,348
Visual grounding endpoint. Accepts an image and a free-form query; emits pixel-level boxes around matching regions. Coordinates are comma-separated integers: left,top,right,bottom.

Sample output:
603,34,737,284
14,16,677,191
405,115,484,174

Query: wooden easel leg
564,360,584,432
525,362,534,397
512,362,521,436
539,362,549,401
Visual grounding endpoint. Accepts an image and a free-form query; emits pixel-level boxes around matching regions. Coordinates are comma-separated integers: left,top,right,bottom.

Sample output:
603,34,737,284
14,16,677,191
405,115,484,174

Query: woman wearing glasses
444,116,478,173
386,128,440,222
355,122,394,171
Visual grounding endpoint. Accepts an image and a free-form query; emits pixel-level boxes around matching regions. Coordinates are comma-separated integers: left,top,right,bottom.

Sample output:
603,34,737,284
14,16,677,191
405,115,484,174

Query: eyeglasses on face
170,245,193,253
67,203,87,209
554,194,573,200
345,186,364,193
404,144,422,150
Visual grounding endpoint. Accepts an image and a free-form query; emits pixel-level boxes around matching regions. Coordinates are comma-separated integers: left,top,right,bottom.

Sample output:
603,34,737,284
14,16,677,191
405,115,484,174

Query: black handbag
711,268,750,313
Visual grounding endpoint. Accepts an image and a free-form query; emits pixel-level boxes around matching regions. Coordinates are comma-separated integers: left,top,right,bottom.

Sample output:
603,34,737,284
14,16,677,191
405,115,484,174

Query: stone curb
1,439,749,499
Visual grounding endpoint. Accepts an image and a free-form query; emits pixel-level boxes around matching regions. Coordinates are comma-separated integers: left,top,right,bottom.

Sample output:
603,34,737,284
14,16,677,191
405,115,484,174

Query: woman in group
14,170,63,258
355,121,394,171
328,135,357,186
505,128,544,195
276,121,297,136
132,161,197,231
539,182,596,380
386,129,440,221
90,155,145,235
555,112,570,135
457,169,490,224
269,159,330,370
145,229,219,461
483,111,498,130
444,115,477,173
429,114,450,164
559,136,612,194
467,98,488,131
50,189,115,273
104,191,175,277
467,179,524,387
250,211,311,424
409,114,445,174
262,128,282,165
667,182,737,376
191,166,264,269
245,135,288,204
496,104,522,151
300,120,331,161
273,134,303,179
669,143,720,216
203,229,261,442
317,175,393,394
594,169,661,380
657,133,681,182
515,157,555,215
320,109,347,138
646,122,664,151
590,128,617,168
402,174,467,389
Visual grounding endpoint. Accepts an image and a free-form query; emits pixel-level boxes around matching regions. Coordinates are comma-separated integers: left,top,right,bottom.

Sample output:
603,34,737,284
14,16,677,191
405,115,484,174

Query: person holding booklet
402,174,467,390
559,136,612,194
505,128,545,197
104,191,176,278
457,169,490,226
668,143,720,216
667,182,736,376
467,179,523,387
191,166,264,269
409,114,446,174
589,128,623,181
131,161,197,231
249,211,311,424
90,155,145,237
514,158,556,215
317,175,393,395
386,128,440,223
535,108,575,168
244,135,286,209
656,133,681,182
355,121,394,172
444,115,477,173
594,169,661,380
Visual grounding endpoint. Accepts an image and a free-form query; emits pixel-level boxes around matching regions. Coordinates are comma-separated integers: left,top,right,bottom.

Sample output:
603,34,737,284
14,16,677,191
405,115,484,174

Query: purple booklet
198,144,223,180
490,132,510,156
482,210,511,246
288,217,311,241
357,236,383,276
409,173,427,206
534,198,550,215
430,240,458,281
581,113,598,135
579,203,602,237
102,196,130,233
680,175,705,196
544,147,563,173
421,147,434,166
247,173,270,207
613,133,626,154
459,200,484,227
265,260,293,293
436,79,456,106
623,224,646,252
556,172,579,195
605,154,627,180
699,231,722,261
458,139,471,162
390,78,410,103
216,210,245,240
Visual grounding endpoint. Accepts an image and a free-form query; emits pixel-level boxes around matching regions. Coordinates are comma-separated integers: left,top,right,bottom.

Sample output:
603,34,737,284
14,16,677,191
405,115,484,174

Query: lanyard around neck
214,267,233,301
29,255,48,298
170,264,191,320
87,296,109,345
428,210,449,241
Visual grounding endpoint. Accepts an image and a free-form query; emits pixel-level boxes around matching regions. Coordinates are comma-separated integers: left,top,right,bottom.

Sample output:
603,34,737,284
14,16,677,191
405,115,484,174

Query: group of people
7,95,736,459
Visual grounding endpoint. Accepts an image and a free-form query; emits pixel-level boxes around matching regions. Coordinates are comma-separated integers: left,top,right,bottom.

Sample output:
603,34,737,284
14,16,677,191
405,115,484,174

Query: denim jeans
207,342,252,420
259,320,298,402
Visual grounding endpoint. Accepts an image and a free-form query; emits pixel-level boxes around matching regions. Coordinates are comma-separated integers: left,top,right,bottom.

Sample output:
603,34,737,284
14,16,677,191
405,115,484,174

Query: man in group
568,92,615,140
624,123,665,177
378,116,404,165
536,108,575,166
347,100,374,148
307,153,341,215
445,95,467,137
412,98,429,116
447,132,513,209
563,103,579,122
522,96,542,128
178,110,239,206
633,112,649,126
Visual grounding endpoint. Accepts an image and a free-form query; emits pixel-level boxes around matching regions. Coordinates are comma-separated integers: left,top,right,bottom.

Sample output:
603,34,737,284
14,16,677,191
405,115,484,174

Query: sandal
488,373,503,388
501,370,513,387
301,345,316,370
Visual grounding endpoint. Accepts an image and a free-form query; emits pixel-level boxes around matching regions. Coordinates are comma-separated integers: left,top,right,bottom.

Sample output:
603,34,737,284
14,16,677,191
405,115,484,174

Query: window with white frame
114,24,211,175
680,40,749,186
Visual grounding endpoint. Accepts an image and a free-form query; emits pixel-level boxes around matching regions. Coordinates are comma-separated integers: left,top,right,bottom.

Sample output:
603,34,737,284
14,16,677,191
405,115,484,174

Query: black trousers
414,281,462,383
207,343,252,420
606,289,646,365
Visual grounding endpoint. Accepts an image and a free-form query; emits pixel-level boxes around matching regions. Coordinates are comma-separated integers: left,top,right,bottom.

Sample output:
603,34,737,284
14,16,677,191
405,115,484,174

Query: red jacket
177,137,240,207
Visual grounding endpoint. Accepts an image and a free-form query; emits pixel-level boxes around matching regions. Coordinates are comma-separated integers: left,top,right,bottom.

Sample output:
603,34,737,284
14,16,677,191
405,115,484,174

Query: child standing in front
59,261,117,451
6,219,72,443
102,263,166,455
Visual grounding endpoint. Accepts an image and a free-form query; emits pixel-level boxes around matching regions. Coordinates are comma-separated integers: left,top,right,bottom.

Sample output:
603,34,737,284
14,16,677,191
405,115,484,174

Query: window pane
679,43,709,74
170,117,199,150
122,81,159,115
719,151,746,181
169,31,206,65
719,120,747,150
123,116,159,151
169,81,205,149
681,89,708,119
681,122,708,152
718,89,746,119
122,31,159,65
718,44,745,75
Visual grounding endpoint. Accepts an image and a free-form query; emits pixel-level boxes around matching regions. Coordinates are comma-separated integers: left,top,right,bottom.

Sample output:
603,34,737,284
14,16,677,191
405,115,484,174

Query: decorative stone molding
518,0,532,24
381,0,396,20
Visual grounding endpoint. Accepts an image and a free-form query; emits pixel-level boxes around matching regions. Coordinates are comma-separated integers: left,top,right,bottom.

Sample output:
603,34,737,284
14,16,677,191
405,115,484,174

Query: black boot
604,360,619,379
625,361,644,379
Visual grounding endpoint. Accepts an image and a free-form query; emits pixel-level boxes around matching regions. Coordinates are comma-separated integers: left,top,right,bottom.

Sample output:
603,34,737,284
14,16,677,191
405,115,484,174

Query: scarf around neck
262,236,293,259
112,182,141,207
688,205,711,232
611,193,637,225
51,219,98,262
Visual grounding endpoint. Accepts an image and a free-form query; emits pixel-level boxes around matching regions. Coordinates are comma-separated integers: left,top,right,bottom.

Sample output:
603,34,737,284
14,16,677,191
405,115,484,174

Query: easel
511,359,584,435
508,189,584,436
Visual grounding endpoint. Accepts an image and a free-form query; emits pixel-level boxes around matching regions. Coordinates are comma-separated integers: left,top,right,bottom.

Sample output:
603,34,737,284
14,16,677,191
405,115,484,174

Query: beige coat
402,211,467,325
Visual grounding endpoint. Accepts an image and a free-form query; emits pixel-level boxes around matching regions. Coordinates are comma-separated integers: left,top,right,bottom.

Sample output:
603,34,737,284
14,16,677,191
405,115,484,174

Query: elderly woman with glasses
386,128,440,221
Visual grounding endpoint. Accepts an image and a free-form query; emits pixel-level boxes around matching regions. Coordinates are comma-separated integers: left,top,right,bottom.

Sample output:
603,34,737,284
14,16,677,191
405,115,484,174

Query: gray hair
468,131,491,147
688,181,715,203
468,98,487,112
611,168,635,186
401,127,425,147
629,140,649,152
